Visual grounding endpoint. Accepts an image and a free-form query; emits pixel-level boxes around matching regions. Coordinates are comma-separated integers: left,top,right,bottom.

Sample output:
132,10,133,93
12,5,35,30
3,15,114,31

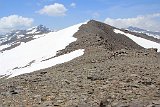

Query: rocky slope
57,20,143,56
0,20,160,107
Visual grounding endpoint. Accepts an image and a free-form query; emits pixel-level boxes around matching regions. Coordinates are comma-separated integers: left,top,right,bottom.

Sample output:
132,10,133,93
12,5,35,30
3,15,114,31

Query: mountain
0,25,51,52
127,26,160,39
0,20,160,107
26,24,51,34
0,22,85,77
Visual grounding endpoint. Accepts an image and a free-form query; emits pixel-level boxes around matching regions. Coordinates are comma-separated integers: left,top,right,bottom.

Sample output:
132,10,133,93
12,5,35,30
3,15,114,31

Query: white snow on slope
26,28,37,34
0,22,86,78
145,33,160,39
17,35,25,39
6,49,84,78
33,34,46,39
0,44,10,51
127,29,160,39
114,29,160,52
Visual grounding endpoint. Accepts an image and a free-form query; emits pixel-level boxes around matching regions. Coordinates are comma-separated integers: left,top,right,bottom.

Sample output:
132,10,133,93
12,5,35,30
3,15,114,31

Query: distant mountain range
126,26,160,39
0,25,51,44
0,25,51,52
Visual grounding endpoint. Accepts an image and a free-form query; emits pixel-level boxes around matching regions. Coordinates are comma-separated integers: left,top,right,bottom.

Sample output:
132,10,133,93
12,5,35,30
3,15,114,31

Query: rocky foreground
0,20,160,107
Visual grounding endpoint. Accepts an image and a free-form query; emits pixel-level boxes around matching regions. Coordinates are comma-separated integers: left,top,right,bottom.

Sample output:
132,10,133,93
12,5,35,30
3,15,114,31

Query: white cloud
38,3,67,16
0,15,34,34
70,3,76,8
104,13,160,31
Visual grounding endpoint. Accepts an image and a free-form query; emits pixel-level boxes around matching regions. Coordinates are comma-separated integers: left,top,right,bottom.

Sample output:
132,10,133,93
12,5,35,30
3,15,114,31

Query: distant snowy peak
0,25,52,52
127,26,160,39
1,24,51,41
127,26,147,32
26,25,51,34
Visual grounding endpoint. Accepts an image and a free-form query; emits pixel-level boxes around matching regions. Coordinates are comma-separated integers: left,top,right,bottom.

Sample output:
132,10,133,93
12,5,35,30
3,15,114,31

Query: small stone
10,90,18,95
129,101,144,107
100,98,109,107
146,104,154,107
40,71,47,75
34,95,41,98
87,89,94,94
78,103,91,107
141,81,152,85
42,101,52,107
152,100,160,105
154,93,160,97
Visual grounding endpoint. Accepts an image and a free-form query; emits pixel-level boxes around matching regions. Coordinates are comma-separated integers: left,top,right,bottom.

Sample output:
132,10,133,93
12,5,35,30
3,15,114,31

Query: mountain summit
26,25,51,34
0,20,160,107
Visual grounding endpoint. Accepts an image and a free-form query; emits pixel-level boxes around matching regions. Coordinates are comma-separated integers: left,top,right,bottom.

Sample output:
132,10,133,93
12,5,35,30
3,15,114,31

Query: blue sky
0,0,160,33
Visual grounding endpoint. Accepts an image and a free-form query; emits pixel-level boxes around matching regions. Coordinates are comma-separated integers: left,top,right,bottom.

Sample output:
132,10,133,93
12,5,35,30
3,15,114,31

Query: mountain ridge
56,20,143,56
0,20,160,107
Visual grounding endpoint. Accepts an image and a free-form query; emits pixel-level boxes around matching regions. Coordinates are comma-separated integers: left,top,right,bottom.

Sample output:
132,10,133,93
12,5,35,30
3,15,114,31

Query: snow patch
0,44,10,51
33,34,46,39
145,33,160,39
114,29,160,52
0,22,86,78
17,35,25,39
7,49,84,78
26,29,37,34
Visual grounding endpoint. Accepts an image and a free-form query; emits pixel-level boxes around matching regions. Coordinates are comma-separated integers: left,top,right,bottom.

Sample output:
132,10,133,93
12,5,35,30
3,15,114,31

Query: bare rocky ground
0,20,160,107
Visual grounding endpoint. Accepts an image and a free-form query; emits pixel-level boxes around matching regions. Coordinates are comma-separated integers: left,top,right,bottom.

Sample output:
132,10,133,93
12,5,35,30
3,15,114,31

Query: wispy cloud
0,15,34,33
70,3,76,8
104,13,160,31
37,3,67,16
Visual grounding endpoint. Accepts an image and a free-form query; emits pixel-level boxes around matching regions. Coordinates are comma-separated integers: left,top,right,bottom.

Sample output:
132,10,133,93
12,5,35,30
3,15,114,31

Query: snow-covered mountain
1,20,160,107
127,26,160,39
0,25,51,52
26,25,51,34
0,20,160,78
0,22,86,78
